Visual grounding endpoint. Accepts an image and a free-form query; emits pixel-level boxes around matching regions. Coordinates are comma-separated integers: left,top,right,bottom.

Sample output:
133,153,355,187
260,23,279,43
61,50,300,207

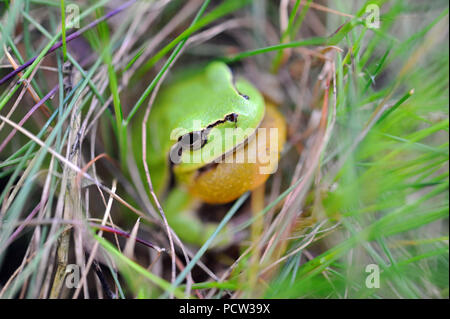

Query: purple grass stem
0,84,59,153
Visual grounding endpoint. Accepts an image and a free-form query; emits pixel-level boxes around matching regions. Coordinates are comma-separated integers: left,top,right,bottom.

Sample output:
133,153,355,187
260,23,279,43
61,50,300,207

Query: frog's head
164,62,266,175
177,101,286,204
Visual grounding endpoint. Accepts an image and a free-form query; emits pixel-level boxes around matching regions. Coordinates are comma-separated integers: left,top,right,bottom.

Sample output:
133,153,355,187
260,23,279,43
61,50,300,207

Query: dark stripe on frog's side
206,112,238,130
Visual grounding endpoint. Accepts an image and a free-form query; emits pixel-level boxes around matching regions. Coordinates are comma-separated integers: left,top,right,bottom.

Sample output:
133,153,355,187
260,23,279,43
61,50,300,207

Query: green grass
0,0,448,299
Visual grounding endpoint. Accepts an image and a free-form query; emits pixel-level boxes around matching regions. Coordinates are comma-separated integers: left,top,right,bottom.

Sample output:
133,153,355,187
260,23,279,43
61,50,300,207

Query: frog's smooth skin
132,62,285,246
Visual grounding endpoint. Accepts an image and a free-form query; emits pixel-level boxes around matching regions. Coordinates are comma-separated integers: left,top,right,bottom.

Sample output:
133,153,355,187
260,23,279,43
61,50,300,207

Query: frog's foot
168,213,237,248
164,187,241,248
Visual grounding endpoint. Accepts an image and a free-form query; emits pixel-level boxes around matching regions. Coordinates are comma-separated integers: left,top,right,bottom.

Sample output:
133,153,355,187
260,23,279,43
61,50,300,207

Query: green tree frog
132,62,286,246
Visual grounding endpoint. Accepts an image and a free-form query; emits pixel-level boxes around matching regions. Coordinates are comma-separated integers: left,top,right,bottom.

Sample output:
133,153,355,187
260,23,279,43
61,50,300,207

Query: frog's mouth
194,131,257,176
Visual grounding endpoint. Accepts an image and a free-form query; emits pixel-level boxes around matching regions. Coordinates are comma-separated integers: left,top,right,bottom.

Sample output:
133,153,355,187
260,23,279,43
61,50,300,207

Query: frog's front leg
163,187,234,247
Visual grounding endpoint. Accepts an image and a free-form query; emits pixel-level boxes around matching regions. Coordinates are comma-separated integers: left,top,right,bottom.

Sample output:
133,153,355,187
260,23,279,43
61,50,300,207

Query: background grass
0,0,448,299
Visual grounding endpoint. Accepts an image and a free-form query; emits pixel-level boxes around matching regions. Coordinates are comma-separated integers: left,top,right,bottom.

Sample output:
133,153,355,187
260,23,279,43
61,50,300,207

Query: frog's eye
170,130,208,164
169,143,183,165
178,130,205,150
